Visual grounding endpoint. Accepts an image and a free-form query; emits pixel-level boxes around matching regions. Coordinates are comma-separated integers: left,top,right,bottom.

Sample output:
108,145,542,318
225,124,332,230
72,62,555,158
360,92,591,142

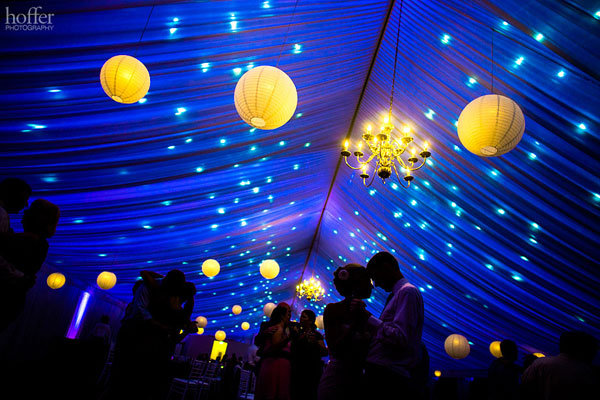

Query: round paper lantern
97,271,117,290
202,259,220,277
263,302,276,317
489,341,502,358
197,328,204,335
234,66,297,130
195,316,208,328
457,94,525,157
241,322,250,331
533,352,545,358
434,370,442,377
444,334,470,359
215,330,226,341
100,55,150,104
260,259,280,280
232,305,242,315
316,315,324,330
47,272,66,289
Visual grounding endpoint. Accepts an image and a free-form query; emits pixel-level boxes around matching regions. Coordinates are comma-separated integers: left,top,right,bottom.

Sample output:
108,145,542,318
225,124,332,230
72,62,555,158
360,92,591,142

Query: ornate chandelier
341,0,431,188
296,277,325,302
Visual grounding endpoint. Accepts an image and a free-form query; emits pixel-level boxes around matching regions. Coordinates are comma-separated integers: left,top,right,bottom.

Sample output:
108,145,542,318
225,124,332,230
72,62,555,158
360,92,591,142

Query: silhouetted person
488,339,521,400
291,309,327,400
0,199,59,331
255,304,293,400
318,264,372,400
522,354,538,371
361,252,424,399
521,331,598,400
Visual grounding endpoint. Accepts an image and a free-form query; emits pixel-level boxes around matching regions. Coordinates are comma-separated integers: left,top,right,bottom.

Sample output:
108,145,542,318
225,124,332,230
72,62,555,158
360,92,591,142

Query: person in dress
255,304,293,400
317,264,373,400
291,309,328,400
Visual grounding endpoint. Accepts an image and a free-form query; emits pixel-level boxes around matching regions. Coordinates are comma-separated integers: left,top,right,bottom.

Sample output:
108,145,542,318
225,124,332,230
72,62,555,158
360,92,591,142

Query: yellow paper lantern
97,271,117,290
457,94,525,157
490,341,503,358
234,66,297,130
197,328,204,335
260,259,279,280
533,352,545,358
47,272,66,289
263,302,276,317
241,322,250,331
215,330,226,341
232,305,242,315
100,55,150,104
195,316,208,328
316,315,324,330
202,259,220,277
444,334,470,359
434,370,442,377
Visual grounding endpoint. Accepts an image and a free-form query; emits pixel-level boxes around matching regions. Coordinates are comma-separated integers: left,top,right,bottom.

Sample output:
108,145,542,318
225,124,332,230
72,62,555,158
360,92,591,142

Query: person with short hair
521,331,598,400
355,252,424,399
488,339,521,400
291,309,327,400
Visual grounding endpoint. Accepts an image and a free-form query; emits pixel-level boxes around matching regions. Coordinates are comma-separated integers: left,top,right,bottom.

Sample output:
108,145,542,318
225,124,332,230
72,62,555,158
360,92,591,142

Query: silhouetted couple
318,251,426,400
107,269,197,400
0,178,60,332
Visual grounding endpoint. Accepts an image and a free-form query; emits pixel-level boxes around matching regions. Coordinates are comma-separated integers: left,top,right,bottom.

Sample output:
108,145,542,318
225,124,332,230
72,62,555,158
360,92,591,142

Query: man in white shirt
352,251,424,399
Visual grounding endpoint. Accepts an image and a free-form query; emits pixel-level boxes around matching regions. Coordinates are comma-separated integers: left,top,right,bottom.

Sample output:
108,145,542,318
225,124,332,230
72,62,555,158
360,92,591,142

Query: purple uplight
66,291,91,339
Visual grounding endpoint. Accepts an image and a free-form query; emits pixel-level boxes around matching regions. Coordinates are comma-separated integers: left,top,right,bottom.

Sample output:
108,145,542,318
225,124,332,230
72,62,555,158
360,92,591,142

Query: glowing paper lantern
202,259,220,277
263,302,276,317
241,322,250,331
97,271,117,290
490,341,502,358
197,328,204,335
434,370,442,377
457,94,525,157
215,330,226,341
316,315,324,330
533,352,545,358
100,55,150,104
444,334,470,359
234,66,297,130
195,316,208,328
260,259,280,279
232,305,242,315
47,272,65,289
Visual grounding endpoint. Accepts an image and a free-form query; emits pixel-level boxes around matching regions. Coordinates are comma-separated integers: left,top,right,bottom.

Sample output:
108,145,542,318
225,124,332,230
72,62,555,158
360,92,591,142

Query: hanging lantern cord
491,27,495,94
389,0,404,118
134,2,156,57
276,0,301,67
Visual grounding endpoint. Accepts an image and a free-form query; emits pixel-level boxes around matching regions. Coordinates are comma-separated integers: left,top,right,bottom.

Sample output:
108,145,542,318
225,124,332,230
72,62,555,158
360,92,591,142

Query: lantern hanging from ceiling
444,334,470,359
234,66,297,130
260,259,280,280
263,302,276,317
97,271,117,290
202,259,220,277
489,341,502,358
215,330,226,342
47,272,66,289
232,305,242,315
197,328,204,335
457,94,525,157
533,352,545,358
195,316,208,328
316,315,324,330
100,55,150,104
241,322,250,331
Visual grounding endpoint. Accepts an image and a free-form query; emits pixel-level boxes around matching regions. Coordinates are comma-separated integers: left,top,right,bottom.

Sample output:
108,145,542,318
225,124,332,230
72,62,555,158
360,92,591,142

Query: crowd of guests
0,177,60,332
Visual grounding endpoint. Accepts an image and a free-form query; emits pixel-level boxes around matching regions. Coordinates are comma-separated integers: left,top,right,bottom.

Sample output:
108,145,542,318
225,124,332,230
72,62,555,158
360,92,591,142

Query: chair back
204,361,218,378
189,360,206,380
238,369,252,398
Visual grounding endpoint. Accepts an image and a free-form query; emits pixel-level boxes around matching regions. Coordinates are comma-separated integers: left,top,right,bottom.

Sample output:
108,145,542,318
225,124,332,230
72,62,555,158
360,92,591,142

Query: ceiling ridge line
296,0,397,289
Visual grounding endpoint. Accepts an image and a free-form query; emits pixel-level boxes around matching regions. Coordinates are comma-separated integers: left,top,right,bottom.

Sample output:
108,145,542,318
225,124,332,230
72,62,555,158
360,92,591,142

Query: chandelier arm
358,153,377,164
392,163,410,188
409,157,429,171
364,160,380,187
343,157,365,170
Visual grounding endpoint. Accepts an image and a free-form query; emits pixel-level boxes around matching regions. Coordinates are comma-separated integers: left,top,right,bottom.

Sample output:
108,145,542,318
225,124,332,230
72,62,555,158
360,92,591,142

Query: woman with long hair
255,303,293,400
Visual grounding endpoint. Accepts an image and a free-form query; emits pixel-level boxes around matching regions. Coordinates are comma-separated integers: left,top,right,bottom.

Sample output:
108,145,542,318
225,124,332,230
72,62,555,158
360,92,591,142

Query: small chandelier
341,0,431,188
296,277,325,302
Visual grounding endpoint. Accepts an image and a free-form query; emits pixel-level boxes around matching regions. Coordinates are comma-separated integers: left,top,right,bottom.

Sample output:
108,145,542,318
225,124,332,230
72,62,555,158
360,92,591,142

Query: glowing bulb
411,148,416,155
402,125,411,134
424,142,429,150
362,165,367,173
373,137,378,144
367,124,372,132
384,116,389,124
358,142,363,149
344,140,349,149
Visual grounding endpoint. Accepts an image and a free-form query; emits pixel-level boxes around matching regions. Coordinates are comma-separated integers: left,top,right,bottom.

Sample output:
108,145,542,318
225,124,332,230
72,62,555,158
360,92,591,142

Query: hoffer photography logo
5,6,54,31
